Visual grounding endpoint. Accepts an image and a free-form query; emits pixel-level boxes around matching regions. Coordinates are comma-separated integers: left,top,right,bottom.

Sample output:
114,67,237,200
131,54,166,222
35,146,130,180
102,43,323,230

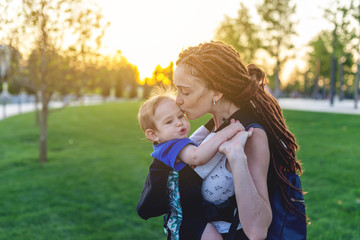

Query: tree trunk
312,59,321,99
304,70,309,97
18,96,22,114
35,93,40,125
355,62,359,109
339,58,344,101
274,60,281,98
322,77,326,100
39,92,48,163
330,25,337,106
330,54,337,106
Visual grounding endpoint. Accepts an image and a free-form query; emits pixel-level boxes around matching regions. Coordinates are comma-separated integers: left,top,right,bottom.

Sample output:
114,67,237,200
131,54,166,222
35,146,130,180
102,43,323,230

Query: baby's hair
138,85,177,133
149,84,177,98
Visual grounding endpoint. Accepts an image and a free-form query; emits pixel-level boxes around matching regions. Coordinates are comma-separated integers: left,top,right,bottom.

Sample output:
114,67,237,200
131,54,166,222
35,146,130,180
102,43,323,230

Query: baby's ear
145,129,159,142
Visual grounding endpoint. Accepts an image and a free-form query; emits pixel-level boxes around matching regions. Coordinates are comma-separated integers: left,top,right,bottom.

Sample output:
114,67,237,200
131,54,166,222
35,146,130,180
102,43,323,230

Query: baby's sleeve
189,125,211,145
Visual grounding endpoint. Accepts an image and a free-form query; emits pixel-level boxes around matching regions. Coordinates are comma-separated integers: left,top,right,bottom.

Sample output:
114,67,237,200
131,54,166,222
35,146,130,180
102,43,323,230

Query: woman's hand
220,127,272,239
218,128,253,165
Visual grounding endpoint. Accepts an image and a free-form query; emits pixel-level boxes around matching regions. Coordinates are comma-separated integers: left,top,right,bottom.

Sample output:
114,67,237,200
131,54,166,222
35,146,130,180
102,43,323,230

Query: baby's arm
178,120,244,166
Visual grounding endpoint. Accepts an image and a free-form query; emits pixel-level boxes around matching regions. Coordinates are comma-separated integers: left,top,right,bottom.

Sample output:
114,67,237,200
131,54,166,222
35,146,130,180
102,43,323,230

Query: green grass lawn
0,101,359,240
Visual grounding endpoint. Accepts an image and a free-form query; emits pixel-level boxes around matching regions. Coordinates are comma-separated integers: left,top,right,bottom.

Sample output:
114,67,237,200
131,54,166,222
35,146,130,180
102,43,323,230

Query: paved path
278,98,360,115
1,98,360,121
0,102,65,121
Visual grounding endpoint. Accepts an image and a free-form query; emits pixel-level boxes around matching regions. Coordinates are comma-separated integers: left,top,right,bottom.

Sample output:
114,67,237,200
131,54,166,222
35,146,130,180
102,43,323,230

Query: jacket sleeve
137,159,170,220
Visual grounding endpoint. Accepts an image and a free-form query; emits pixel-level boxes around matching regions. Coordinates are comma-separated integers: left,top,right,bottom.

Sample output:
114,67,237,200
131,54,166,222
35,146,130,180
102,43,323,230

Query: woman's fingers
247,127,254,137
222,129,253,153
219,141,230,155
229,119,244,131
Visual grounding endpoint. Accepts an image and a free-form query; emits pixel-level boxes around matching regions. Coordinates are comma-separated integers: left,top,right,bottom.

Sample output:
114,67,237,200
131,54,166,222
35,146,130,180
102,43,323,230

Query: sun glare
98,0,334,83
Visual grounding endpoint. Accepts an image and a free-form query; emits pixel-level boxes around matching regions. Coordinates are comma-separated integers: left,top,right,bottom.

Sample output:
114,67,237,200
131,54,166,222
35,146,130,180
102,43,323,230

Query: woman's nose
176,95,183,106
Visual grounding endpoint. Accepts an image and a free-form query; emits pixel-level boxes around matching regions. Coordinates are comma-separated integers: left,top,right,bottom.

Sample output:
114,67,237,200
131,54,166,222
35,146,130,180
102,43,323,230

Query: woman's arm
178,121,244,166
220,128,272,240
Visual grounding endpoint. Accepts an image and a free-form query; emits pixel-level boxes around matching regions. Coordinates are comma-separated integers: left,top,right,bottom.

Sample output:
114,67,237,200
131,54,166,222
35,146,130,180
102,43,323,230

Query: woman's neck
211,100,240,130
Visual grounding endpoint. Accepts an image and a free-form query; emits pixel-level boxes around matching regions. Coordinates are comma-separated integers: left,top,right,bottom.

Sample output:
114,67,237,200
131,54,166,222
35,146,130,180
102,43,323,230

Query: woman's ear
145,129,159,142
213,90,223,103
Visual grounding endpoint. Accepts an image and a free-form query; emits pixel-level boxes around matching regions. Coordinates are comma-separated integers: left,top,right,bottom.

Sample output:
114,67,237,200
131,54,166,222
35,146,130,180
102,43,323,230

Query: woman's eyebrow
178,85,191,90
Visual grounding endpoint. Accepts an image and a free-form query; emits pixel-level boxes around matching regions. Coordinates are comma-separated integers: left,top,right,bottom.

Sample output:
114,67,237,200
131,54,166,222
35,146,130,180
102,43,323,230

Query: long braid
177,41,305,221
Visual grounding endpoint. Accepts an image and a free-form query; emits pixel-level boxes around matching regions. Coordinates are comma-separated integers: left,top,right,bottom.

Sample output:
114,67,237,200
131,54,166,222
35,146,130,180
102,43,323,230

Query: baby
137,93,245,240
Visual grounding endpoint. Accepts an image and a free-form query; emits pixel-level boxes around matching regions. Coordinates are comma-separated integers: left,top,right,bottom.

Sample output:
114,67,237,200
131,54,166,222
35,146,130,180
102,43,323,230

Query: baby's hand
221,119,245,139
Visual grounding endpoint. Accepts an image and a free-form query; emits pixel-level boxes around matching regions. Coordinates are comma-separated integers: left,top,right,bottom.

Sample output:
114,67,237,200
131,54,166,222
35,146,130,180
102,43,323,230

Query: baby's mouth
179,128,186,135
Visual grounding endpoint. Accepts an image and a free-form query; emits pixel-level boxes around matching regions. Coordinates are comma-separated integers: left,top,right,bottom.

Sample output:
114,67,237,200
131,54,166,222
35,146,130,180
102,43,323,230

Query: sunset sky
99,0,336,81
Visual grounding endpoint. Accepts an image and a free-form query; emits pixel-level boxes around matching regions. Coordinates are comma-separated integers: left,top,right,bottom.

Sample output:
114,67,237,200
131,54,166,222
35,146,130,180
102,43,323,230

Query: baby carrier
137,109,306,239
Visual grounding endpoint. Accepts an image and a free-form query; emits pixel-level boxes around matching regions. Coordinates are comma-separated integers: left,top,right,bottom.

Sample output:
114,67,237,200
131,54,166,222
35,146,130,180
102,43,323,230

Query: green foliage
0,103,359,239
7,79,21,95
214,3,261,63
308,32,332,78
307,30,355,98
257,0,297,59
256,0,298,96
109,51,140,99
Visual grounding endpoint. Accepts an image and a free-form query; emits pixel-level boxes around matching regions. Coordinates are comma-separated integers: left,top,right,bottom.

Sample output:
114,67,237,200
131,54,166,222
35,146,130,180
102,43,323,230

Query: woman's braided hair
176,41,305,219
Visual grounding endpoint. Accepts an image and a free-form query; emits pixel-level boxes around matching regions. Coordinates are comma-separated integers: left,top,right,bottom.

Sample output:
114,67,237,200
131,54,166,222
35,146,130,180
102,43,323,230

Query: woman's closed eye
179,88,190,96
182,90,190,96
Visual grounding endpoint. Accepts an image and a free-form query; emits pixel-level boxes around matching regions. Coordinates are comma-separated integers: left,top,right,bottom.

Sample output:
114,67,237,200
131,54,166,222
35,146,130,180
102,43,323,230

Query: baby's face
153,98,190,143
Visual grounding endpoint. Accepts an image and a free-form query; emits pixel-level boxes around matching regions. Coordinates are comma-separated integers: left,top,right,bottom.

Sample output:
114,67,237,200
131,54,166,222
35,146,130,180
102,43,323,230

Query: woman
173,41,304,239
137,41,306,240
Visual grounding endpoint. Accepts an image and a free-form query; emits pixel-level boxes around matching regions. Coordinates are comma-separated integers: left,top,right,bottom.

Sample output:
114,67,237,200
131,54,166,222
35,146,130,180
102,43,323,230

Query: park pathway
278,98,360,115
1,98,360,121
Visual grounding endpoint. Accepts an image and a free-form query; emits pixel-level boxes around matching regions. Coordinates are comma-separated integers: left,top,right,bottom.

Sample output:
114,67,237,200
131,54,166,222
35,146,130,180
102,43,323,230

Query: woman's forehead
174,65,204,88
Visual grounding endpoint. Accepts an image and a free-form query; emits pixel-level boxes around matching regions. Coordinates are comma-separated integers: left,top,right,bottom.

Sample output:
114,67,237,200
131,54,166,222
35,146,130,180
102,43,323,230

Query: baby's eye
166,120,173,124
178,115,184,119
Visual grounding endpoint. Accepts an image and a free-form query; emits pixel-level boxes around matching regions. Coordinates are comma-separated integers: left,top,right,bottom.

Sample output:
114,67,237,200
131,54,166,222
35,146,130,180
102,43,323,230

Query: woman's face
174,64,214,120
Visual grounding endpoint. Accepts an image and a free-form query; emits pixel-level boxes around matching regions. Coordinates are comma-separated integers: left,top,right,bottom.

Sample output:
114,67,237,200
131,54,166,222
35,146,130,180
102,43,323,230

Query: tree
283,67,305,98
141,62,174,99
351,0,360,108
324,0,354,105
152,62,174,86
257,0,297,98
215,3,261,63
307,32,332,98
110,51,140,99
1,0,108,163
